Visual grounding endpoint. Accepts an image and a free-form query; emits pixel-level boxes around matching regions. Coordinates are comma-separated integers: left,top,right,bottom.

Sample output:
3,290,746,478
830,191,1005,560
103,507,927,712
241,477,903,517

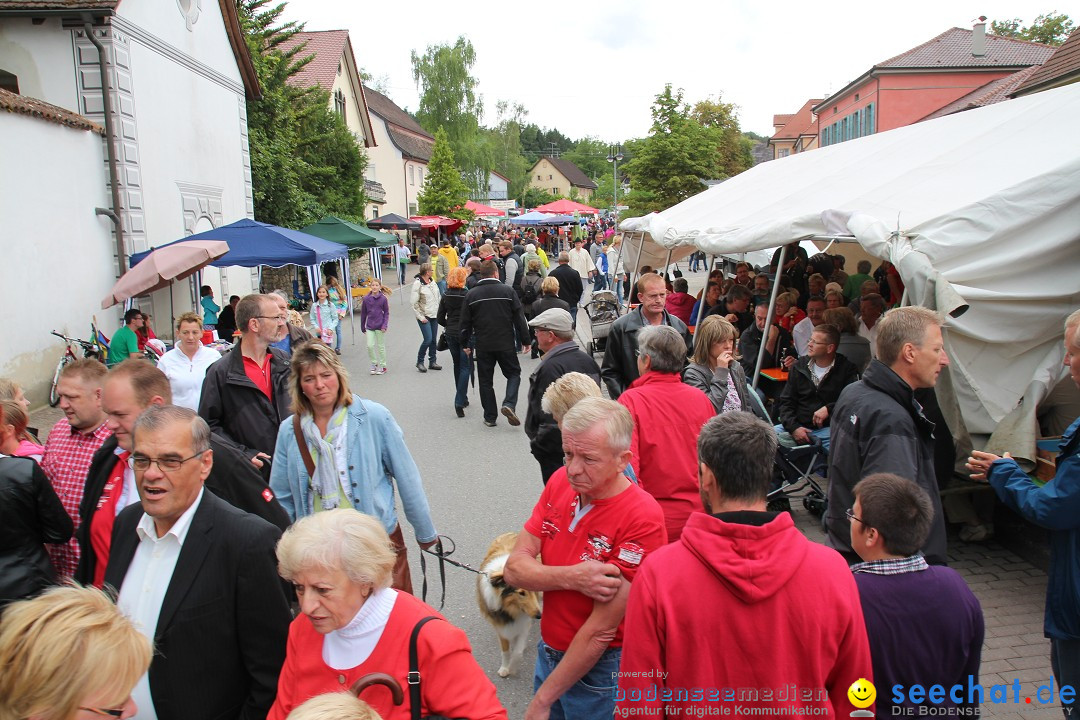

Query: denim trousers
775,424,831,452
416,319,437,364
1052,637,1080,718
534,639,620,720
475,348,520,422
445,335,471,409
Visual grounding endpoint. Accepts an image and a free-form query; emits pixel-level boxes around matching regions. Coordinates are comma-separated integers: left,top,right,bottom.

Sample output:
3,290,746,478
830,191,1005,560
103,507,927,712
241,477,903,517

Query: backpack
521,275,541,305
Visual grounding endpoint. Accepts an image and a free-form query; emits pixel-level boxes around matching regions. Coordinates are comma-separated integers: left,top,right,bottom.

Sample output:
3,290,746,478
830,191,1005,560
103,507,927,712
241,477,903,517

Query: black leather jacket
0,456,73,605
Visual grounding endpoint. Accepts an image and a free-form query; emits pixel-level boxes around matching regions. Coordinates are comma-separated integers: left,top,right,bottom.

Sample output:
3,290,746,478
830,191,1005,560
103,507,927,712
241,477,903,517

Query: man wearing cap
524,309,601,484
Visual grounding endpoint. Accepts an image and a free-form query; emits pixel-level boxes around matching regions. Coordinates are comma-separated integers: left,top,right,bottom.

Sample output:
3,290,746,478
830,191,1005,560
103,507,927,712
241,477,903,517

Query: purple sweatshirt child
360,290,389,332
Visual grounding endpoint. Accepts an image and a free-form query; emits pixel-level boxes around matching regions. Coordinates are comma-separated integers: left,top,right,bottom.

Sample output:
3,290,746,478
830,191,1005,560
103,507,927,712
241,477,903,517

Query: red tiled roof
1013,27,1080,96
362,85,432,139
920,66,1040,120
772,113,793,127
277,30,349,92
770,98,823,141
878,27,1054,69
387,128,433,162
0,87,103,133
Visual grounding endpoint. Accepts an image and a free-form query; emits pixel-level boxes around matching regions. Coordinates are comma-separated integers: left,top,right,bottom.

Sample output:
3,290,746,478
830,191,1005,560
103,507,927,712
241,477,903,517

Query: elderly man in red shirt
505,397,667,720
618,324,716,542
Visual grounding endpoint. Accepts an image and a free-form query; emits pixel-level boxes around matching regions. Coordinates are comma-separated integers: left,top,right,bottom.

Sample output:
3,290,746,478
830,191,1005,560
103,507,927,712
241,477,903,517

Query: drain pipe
83,16,126,279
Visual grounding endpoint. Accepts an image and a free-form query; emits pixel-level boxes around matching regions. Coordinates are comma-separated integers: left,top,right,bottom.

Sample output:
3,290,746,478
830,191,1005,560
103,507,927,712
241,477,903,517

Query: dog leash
419,535,488,611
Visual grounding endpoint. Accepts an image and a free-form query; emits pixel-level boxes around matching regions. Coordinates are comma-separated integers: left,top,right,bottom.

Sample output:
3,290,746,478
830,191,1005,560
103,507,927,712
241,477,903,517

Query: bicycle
48,330,104,407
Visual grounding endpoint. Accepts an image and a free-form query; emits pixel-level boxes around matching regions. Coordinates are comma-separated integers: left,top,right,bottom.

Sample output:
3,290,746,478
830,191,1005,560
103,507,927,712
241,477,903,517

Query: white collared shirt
118,488,205,720
857,318,879,358
113,446,139,516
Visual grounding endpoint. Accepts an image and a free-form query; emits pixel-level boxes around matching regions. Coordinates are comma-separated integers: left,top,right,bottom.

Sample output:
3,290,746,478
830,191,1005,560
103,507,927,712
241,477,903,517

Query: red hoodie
618,373,715,542
665,292,696,326
618,512,873,717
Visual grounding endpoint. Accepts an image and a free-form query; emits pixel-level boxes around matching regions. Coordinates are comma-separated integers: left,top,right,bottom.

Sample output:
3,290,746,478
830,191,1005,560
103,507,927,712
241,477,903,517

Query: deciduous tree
991,12,1074,45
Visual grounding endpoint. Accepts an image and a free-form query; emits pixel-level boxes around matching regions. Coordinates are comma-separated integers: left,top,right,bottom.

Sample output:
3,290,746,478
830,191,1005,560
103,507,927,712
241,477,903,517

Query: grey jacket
682,361,751,415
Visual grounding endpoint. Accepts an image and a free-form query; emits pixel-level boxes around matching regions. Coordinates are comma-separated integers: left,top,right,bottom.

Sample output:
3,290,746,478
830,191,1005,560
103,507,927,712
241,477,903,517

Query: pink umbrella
101,240,230,308
534,198,599,215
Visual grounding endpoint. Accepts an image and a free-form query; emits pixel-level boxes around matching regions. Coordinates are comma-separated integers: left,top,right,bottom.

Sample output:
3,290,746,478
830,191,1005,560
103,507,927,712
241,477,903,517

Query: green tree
563,137,610,181
520,186,559,208
622,85,717,218
691,96,753,181
991,12,1074,45
410,36,491,196
418,127,473,221
238,0,366,228
487,100,530,200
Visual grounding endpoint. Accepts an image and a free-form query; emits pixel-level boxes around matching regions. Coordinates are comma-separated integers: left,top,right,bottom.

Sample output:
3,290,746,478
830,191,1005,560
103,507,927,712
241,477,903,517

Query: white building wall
0,113,114,405
0,17,80,111
366,114,407,216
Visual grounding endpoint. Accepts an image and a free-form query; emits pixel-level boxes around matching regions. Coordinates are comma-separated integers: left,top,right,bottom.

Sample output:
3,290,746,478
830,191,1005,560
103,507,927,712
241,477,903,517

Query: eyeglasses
79,705,127,717
255,315,288,322
129,450,207,472
845,507,865,525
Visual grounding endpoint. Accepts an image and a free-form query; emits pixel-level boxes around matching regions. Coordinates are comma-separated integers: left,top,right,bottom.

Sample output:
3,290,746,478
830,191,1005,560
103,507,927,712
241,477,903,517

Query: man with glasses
601,273,691,400
199,294,291,480
107,404,290,720
75,360,289,586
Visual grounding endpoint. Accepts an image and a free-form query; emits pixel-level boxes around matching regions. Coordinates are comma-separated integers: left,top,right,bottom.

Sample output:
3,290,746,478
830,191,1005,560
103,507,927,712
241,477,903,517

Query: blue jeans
592,273,607,292
446,335,470,409
397,262,407,286
437,279,447,296
416,319,437,365
775,424,831,452
534,640,620,720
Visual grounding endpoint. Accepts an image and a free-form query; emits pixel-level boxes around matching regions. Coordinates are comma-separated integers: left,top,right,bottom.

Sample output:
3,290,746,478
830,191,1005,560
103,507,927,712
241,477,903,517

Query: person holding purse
268,341,438,595
309,285,340,352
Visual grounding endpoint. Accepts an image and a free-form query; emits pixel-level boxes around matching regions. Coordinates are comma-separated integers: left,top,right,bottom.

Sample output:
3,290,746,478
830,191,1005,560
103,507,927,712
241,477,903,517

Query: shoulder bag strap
292,414,316,477
409,615,443,720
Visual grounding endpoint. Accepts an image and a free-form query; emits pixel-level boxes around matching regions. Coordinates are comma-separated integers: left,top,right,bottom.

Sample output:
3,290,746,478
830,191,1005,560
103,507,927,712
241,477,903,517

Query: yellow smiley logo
847,678,876,709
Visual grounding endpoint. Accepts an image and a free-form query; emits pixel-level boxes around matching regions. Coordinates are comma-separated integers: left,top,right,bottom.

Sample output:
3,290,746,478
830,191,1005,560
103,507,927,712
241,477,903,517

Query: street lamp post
606,143,623,224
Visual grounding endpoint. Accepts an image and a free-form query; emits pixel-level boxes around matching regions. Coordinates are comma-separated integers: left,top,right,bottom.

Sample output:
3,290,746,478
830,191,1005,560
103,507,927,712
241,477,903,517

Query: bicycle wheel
49,356,70,407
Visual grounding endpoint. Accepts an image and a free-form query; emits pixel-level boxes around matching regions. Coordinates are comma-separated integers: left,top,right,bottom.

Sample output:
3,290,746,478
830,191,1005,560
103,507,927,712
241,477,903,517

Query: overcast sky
281,1,1064,142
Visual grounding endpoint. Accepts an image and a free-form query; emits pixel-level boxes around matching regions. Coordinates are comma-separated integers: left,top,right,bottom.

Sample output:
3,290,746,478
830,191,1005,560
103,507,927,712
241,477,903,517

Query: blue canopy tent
131,219,349,331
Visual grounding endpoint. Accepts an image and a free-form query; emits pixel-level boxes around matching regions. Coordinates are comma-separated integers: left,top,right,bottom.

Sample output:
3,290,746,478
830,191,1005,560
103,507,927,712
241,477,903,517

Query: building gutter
83,15,126,278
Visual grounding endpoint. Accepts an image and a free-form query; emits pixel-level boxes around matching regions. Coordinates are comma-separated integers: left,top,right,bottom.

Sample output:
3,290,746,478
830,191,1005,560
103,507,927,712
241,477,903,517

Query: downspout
83,16,126,278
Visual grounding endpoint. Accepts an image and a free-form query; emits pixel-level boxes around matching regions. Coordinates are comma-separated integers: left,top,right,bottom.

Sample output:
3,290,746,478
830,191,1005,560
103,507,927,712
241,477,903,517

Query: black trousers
475,349,521,422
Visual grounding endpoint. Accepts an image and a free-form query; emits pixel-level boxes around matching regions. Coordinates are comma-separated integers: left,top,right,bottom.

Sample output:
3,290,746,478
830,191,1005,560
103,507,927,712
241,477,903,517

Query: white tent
622,82,1080,462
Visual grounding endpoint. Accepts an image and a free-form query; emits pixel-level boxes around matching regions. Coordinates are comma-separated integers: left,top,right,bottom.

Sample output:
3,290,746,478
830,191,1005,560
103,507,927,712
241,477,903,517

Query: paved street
28,271,1063,719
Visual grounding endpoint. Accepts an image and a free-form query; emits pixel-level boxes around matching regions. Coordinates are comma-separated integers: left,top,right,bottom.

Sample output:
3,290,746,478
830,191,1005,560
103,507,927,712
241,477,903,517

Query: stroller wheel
803,494,826,517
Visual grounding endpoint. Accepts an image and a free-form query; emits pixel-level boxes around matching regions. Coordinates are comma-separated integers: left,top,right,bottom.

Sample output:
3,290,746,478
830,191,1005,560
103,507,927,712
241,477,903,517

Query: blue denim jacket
269,395,437,543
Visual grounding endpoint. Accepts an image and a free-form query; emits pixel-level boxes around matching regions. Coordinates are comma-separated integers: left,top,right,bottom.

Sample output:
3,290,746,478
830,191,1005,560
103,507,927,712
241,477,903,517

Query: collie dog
476,532,542,677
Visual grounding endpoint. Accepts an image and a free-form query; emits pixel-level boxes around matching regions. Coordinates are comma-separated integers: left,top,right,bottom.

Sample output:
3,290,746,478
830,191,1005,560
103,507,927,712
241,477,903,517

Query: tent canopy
130,219,348,268
300,216,398,249
367,213,420,231
535,198,598,214
509,211,581,226
410,215,464,233
622,83,1080,459
464,200,505,217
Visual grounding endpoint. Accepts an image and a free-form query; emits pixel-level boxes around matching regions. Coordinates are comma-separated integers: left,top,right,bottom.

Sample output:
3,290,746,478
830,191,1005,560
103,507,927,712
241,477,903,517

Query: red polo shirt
242,352,274,400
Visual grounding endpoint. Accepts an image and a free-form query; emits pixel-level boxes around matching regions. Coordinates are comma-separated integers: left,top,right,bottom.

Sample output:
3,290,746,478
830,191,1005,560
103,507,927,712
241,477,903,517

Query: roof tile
921,66,1040,120
878,27,1054,69
277,30,349,93
362,85,432,139
770,98,823,140
0,87,103,133
1013,27,1080,95
386,127,433,162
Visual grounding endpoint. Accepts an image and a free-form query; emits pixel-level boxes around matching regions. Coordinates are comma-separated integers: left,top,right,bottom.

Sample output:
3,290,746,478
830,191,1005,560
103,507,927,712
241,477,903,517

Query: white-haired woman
0,585,151,720
267,510,507,720
269,342,437,594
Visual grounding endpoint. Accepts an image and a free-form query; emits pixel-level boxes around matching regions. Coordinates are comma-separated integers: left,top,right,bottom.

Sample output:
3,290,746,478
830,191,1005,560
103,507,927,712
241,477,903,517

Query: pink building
814,24,1054,146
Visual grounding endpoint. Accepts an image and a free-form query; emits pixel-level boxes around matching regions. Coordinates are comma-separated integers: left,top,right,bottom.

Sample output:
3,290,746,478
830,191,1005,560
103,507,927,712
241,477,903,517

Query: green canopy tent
300,216,399,344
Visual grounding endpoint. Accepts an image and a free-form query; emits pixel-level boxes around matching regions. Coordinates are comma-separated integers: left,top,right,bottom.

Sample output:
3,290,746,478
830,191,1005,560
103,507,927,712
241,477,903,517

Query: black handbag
436,333,448,352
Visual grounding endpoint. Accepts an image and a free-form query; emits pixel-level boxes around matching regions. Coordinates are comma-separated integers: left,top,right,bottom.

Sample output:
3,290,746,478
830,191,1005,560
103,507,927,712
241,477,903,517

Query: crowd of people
1,223,1079,720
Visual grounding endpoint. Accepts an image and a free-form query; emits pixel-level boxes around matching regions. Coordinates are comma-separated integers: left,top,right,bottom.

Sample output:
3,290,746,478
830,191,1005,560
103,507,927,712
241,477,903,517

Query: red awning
409,216,465,233
534,198,599,215
465,200,505,217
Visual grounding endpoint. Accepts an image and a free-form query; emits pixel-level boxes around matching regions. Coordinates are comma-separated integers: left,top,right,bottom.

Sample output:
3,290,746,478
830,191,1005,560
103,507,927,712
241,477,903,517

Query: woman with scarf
268,342,438,594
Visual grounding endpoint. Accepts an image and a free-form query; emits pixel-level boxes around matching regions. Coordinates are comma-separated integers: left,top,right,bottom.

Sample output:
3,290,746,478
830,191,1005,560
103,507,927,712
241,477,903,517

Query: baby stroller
746,388,828,516
584,290,621,357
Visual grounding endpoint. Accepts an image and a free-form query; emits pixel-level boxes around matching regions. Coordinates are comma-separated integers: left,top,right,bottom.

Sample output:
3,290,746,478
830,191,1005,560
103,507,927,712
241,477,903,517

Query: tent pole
752,244,787,391
629,232,646,304
342,256,355,345
694,255,716,329
662,248,673,282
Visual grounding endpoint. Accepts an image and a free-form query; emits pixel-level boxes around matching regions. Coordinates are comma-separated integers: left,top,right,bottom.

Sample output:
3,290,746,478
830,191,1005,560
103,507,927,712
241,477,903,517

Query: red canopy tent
464,200,505,217
409,216,465,233
534,198,599,215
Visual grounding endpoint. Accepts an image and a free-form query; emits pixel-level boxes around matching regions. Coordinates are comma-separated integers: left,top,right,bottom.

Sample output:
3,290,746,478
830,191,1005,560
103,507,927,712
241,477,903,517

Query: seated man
705,284,754,332
774,324,860,452
857,293,887,356
108,309,144,367
505,398,667,720
792,295,826,356
739,302,794,377
850,473,983,717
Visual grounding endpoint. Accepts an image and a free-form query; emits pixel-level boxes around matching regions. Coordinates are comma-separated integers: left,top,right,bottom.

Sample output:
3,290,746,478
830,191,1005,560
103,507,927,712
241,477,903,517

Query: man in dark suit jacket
105,405,290,720
548,251,584,325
